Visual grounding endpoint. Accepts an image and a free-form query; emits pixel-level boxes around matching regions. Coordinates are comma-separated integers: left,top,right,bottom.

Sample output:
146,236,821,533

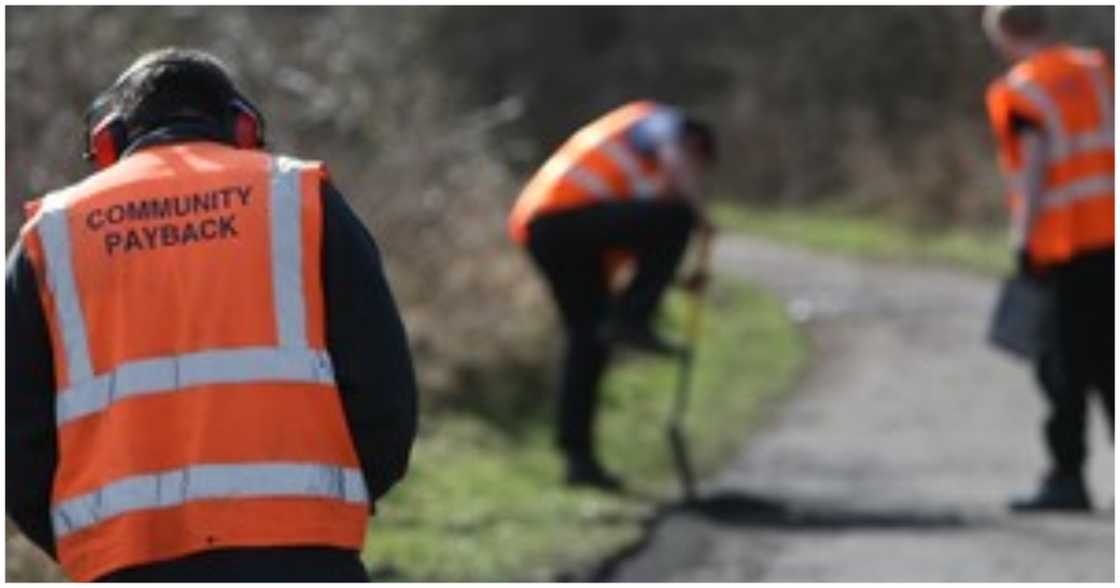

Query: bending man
508,101,716,490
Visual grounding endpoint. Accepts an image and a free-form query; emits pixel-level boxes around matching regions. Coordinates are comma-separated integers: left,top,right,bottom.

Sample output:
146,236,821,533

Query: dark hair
682,117,717,164
991,6,1048,41
105,48,243,136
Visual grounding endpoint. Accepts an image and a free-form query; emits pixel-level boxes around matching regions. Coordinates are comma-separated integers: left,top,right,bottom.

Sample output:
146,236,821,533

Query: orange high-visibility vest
508,101,671,245
18,142,369,581
986,45,1114,266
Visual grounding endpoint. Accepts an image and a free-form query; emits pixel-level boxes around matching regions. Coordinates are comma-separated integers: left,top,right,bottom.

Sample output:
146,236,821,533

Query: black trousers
1033,247,1115,476
526,200,695,461
96,546,370,582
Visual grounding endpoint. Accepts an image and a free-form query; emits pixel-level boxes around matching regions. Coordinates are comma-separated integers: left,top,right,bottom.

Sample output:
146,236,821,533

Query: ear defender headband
83,59,266,170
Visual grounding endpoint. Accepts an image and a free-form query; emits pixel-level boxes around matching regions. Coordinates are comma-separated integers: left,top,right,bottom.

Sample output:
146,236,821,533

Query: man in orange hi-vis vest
6,48,418,580
983,6,1114,512
509,101,716,490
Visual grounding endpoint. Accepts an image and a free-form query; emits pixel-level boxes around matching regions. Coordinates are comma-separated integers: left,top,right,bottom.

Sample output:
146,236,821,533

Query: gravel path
608,235,1114,582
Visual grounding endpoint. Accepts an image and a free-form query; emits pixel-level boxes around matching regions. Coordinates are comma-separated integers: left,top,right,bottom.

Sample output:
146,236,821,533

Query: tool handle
684,230,713,345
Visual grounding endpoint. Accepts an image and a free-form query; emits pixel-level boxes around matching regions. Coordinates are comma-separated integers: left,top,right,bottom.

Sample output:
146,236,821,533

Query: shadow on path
579,489,974,581
680,490,969,530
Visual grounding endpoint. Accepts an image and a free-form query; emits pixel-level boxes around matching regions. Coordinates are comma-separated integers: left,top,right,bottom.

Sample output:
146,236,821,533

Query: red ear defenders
83,89,265,170
229,97,264,152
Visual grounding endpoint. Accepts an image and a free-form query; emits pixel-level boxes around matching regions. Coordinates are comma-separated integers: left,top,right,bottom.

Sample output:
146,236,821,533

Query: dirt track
606,235,1114,582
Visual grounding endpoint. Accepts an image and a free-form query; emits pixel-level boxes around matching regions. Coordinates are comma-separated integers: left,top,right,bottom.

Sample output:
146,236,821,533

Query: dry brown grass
4,6,1112,581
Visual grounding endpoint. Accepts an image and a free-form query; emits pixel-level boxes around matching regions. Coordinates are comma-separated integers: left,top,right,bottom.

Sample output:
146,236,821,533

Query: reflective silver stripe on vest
51,462,367,538
1068,130,1114,154
55,347,335,425
1084,62,1114,150
270,156,309,348
1009,73,1073,159
36,190,95,384
600,140,656,198
565,166,612,199
1087,69,1114,134
1067,57,1114,155
1043,174,1115,209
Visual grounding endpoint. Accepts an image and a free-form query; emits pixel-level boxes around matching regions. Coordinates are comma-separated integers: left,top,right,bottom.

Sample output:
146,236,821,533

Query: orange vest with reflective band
508,101,669,244
18,142,369,581
986,45,1114,266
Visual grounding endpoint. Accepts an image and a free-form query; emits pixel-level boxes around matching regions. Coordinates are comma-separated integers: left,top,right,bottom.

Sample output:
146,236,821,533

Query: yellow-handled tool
668,229,713,504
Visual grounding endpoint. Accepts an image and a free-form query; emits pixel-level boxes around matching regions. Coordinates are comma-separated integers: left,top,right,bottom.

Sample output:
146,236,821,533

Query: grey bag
987,274,1055,360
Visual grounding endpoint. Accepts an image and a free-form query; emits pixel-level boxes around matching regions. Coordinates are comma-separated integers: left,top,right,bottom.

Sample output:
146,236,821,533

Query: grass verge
3,269,803,582
714,203,1012,276
361,280,805,581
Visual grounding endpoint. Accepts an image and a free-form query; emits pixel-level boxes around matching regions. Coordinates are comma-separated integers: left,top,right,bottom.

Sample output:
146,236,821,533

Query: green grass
361,281,805,581
714,203,1012,276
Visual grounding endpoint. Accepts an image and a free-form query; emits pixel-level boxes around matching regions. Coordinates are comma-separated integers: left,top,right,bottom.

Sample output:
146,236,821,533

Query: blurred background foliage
6,6,1113,408
5,5,1113,580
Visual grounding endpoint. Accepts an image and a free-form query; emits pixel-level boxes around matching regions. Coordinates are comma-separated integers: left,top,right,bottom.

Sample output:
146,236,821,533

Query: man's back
31,143,278,367
7,47,418,582
16,140,369,580
507,101,667,243
1004,45,1112,140
986,44,1114,265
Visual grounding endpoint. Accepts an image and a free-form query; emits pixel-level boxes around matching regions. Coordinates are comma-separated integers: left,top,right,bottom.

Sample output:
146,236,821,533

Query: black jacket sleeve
1010,112,1042,136
320,181,419,502
5,240,60,558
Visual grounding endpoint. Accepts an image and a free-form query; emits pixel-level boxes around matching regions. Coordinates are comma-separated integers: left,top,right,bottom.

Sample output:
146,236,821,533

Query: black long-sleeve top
6,172,418,559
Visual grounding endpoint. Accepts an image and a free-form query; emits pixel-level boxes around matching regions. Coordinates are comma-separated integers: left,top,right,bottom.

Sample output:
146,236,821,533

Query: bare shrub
4,6,1112,579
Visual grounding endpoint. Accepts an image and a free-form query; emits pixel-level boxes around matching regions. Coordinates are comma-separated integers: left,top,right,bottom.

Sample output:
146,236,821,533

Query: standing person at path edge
6,48,418,581
509,101,716,490
982,6,1114,512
